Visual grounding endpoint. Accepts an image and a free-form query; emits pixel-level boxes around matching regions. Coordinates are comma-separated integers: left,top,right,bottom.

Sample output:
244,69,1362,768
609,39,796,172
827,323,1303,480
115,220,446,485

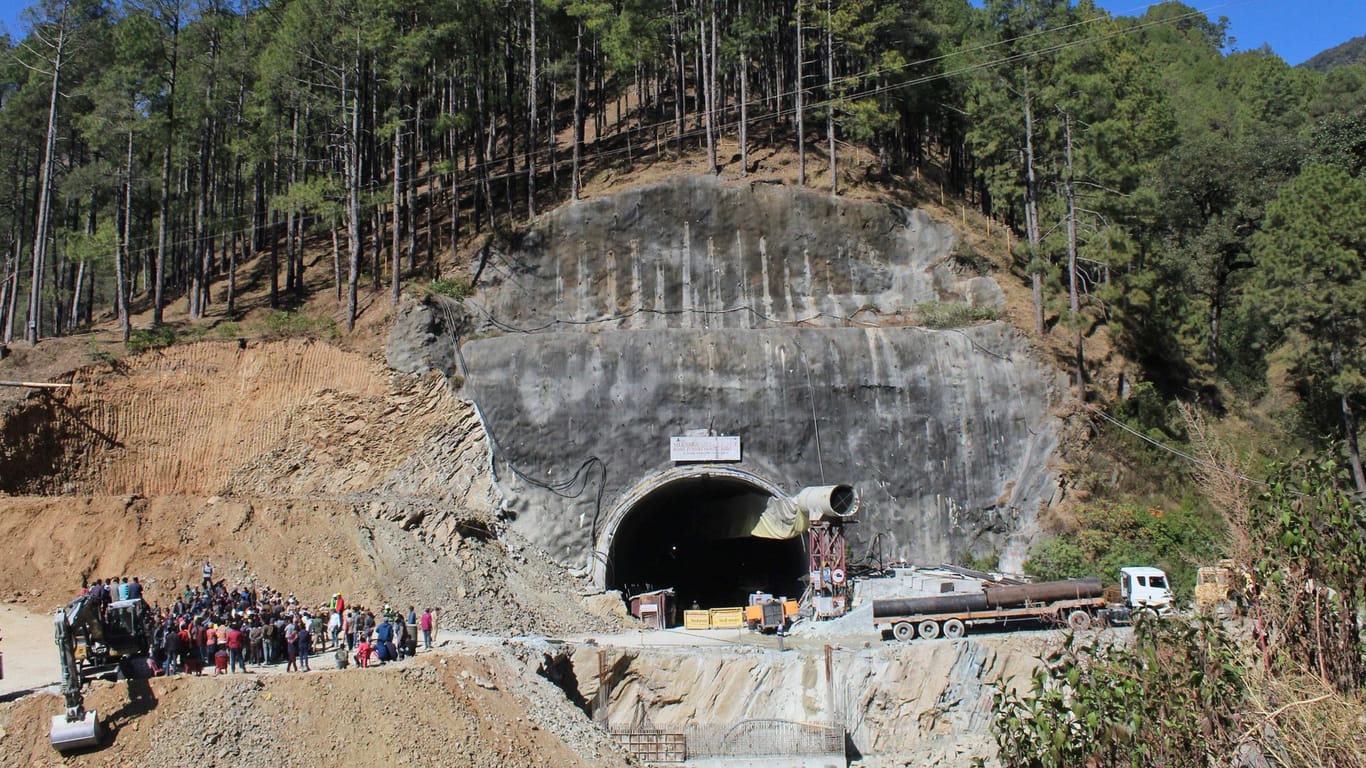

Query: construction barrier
683,610,712,630
708,607,745,629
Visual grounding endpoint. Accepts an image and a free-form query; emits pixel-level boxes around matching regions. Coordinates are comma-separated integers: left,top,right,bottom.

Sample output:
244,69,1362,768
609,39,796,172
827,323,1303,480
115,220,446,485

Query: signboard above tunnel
670,435,742,462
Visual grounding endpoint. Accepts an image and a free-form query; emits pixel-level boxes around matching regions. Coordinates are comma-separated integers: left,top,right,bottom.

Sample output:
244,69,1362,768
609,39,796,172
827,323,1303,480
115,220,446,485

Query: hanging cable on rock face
450,328,609,552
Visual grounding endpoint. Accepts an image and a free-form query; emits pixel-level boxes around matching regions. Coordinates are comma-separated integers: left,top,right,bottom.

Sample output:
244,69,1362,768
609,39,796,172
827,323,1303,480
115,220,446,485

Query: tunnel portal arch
595,467,808,611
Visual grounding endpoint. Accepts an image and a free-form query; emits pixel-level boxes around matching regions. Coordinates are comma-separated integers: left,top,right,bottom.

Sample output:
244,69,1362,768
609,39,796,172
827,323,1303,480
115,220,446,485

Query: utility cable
452,325,609,548
1084,403,1273,489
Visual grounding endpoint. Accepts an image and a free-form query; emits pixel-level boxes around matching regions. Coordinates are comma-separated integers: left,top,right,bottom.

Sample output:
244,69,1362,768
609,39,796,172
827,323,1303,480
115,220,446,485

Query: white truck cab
1120,566,1174,614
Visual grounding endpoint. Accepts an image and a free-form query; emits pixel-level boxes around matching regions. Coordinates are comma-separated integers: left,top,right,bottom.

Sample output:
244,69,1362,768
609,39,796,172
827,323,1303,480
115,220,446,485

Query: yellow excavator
1195,559,1254,617
50,592,156,751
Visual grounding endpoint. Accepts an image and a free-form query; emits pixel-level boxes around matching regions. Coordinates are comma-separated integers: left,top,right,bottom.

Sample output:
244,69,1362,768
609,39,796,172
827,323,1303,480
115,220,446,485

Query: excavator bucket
50,711,102,752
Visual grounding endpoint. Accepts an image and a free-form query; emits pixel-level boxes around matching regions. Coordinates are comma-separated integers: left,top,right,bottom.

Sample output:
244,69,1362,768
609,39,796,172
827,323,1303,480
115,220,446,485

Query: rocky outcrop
565,635,1052,766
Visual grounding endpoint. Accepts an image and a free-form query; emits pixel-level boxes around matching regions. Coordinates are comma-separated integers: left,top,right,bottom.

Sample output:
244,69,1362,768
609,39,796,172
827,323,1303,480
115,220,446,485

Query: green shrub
262,310,336,340
1026,502,1220,599
985,617,1245,768
428,277,470,300
126,325,177,354
1023,538,1089,582
214,321,242,339
951,243,993,276
89,346,119,366
915,300,999,329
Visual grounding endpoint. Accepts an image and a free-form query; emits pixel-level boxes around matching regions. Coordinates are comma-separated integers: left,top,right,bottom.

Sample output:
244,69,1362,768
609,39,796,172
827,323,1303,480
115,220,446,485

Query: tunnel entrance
605,474,808,612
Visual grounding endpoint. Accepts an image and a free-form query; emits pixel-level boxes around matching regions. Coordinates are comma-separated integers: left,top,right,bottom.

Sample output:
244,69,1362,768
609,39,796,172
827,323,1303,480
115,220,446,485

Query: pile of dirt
0,651,633,768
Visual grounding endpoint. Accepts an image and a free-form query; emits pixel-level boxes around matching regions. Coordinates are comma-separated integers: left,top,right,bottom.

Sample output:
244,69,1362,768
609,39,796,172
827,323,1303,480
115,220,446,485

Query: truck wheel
892,622,915,642
1067,610,1093,632
942,619,966,639
917,620,941,640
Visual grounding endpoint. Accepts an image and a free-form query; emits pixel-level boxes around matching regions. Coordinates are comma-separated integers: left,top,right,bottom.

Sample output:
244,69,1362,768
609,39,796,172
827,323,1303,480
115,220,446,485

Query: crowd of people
84,560,440,676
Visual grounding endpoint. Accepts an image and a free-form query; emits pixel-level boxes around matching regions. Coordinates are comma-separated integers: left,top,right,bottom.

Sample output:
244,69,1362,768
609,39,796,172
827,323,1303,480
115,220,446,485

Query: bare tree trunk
5,151,30,343
527,0,538,217
1022,72,1044,336
70,259,85,328
448,72,460,254
1062,111,1083,398
670,0,684,151
0,244,12,343
1342,391,1366,496
391,119,402,305
284,109,298,299
269,136,280,308
700,4,716,173
345,61,362,332
117,130,133,340
406,105,417,271
825,0,836,195
572,21,585,201
191,23,219,318
152,7,180,327
27,18,64,344
739,0,748,177
795,0,805,187
332,226,341,303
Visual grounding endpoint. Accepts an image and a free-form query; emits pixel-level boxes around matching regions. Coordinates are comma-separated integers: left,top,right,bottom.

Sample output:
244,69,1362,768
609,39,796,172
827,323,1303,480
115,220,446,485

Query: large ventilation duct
718,484,860,540
792,485,859,523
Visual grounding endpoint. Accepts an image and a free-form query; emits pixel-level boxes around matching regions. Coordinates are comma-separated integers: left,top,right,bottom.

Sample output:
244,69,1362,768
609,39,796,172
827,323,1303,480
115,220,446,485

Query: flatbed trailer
873,576,1118,641
874,595,1108,641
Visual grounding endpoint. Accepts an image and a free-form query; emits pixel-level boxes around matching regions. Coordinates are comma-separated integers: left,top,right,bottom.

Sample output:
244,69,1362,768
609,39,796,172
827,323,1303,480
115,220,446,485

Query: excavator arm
50,595,106,751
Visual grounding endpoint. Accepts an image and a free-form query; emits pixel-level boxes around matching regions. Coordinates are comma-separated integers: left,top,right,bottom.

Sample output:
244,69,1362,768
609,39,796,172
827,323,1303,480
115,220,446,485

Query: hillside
1302,34,1366,71
2,0,1366,764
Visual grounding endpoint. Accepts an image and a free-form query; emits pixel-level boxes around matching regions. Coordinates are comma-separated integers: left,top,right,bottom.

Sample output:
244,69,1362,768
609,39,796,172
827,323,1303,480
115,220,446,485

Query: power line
1084,403,1271,489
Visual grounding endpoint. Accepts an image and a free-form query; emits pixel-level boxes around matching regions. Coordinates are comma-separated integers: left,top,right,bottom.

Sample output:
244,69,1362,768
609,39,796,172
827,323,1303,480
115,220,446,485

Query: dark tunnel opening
607,477,807,614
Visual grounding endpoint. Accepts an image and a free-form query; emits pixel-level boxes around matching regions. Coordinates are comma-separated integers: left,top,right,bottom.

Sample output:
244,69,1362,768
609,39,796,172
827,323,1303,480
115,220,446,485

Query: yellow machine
1195,559,1252,616
743,596,799,633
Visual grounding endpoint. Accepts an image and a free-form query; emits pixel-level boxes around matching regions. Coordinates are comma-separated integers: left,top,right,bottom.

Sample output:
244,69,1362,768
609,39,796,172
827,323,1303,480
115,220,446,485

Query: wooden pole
0,380,71,389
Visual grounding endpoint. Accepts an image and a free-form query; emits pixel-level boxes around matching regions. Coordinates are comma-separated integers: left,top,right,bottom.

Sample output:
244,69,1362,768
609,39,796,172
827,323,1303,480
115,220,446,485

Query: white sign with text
670,435,742,462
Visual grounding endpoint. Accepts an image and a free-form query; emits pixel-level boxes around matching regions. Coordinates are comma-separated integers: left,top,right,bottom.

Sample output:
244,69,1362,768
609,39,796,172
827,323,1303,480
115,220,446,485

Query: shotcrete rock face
390,175,1064,594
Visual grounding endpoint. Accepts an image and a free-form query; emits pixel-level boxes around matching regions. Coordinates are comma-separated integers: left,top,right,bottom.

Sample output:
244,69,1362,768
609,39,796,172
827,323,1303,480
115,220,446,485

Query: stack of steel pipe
983,577,1102,608
872,593,989,619
872,577,1102,619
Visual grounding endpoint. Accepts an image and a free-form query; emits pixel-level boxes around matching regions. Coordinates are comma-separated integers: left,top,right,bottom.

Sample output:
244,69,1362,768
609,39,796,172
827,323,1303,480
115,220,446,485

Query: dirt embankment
0,651,633,768
0,339,626,634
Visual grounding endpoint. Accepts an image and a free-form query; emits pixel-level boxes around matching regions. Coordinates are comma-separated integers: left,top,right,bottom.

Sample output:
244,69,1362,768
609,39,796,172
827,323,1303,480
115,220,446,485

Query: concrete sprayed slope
390,176,1065,571
461,324,1060,567
0,654,632,768
471,175,997,331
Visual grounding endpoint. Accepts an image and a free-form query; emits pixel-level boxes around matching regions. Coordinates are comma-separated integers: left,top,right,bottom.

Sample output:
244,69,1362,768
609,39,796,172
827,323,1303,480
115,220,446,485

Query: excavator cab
50,595,155,752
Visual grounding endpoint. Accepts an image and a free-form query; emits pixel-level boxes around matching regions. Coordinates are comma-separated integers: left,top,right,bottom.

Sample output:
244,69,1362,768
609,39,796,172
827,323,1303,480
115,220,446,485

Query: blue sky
0,0,1361,66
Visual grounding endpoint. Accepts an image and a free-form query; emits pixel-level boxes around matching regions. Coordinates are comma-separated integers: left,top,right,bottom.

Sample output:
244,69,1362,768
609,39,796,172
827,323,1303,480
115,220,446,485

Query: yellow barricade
708,607,745,629
683,610,712,630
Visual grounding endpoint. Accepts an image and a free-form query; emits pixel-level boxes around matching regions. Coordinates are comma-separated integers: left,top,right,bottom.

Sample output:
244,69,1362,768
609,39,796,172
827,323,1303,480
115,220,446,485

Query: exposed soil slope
0,339,625,634
0,652,632,768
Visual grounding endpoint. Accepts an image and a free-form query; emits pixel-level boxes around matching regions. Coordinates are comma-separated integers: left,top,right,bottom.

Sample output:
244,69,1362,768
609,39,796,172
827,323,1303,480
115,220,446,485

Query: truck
50,593,157,752
874,566,1173,642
